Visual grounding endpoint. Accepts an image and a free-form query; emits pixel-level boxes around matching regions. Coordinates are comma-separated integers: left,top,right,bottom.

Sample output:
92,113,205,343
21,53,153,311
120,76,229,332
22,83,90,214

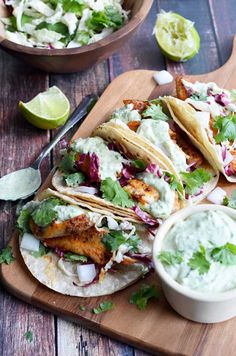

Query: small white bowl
153,204,236,323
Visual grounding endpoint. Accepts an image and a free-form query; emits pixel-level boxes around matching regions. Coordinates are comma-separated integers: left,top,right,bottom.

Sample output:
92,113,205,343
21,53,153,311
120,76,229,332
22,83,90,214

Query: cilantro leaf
211,243,236,265
16,208,31,233
24,330,33,343
101,178,134,208
132,159,147,170
188,245,210,275
164,172,184,198
181,168,212,195
36,22,69,36
64,172,85,187
60,151,77,174
0,246,15,265
158,251,183,266
213,115,236,143
103,231,140,252
92,301,114,314
31,243,50,258
223,189,236,209
31,198,64,227
190,93,208,101
79,305,86,311
129,284,159,310
62,0,84,14
64,252,88,262
142,104,169,121
86,7,123,32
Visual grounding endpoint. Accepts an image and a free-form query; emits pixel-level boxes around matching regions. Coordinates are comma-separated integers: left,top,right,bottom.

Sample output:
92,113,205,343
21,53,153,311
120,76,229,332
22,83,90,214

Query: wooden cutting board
1,37,236,356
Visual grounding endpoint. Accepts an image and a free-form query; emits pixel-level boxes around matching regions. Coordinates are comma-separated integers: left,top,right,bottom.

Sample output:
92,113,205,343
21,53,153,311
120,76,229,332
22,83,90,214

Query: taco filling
108,99,214,200
53,136,183,222
176,78,236,178
17,190,153,295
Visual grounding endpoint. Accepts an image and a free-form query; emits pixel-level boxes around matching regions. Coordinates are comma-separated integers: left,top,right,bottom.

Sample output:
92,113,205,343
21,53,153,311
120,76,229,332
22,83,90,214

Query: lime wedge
19,86,70,129
154,11,200,62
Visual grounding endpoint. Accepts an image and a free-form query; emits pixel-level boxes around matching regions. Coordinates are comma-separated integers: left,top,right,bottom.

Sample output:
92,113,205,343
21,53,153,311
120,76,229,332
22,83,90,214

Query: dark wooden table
1,1,236,355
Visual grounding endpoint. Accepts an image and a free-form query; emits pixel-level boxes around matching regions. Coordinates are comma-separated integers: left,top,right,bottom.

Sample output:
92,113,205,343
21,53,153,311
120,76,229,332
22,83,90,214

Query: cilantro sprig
223,189,236,209
181,168,212,195
102,231,140,253
31,243,50,258
188,245,210,275
0,246,15,265
101,178,134,208
31,198,64,227
24,330,33,343
92,301,114,314
158,251,183,266
17,208,31,233
64,252,87,262
142,104,169,121
211,243,236,266
213,114,236,143
129,284,159,310
64,172,85,187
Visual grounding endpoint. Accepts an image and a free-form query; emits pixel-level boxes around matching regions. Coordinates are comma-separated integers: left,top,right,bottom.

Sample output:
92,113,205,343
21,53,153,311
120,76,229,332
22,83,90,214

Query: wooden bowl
0,0,153,73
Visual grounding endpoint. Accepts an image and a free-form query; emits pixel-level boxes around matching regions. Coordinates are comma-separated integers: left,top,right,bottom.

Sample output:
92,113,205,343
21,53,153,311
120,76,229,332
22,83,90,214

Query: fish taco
98,99,218,204
165,77,236,182
52,133,184,225
17,189,153,297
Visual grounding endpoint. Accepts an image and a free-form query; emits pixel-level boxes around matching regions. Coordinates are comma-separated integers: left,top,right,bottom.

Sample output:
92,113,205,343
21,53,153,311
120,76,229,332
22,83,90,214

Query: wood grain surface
1,1,236,356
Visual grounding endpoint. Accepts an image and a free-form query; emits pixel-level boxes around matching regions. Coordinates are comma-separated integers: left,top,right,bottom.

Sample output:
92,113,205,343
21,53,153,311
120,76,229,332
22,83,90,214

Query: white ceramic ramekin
153,204,236,323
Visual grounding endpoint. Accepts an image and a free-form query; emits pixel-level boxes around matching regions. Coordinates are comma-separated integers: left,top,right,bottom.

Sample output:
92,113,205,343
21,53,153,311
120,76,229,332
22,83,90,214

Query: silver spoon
0,94,97,201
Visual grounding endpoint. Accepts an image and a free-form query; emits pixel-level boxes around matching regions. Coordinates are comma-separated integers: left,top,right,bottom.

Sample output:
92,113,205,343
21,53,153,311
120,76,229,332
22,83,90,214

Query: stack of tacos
19,82,229,297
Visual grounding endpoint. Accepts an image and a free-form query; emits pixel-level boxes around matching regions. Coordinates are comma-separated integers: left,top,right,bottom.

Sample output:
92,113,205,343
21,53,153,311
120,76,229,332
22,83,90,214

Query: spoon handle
31,94,98,169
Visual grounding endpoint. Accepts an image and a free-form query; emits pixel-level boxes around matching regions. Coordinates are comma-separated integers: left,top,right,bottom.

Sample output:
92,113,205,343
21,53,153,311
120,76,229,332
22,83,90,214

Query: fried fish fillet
123,178,160,205
176,76,188,100
30,214,94,240
123,99,149,112
44,226,110,265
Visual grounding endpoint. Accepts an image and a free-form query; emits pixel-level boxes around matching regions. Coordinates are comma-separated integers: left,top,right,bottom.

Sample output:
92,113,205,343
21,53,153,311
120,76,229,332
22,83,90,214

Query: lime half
19,86,70,129
154,11,200,62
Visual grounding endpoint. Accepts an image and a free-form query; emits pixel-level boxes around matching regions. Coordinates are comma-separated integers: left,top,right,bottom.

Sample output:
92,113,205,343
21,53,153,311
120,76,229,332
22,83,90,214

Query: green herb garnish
211,243,236,266
86,6,123,32
188,245,210,275
31,198,64,227
223,189,236,209
64,172,85,187
24,330,33,343
213,114,236,143
102,231,140,253
101,178,134,208
0,246,15,265
142,104,169,121
129,284,159,310
132,159,147,170
59,151,77,174
190,93,208,101
92,301,114,314
165,172,184,198
158,251,183,266
64,252,88,262
79,305,86,311
181,168,212,195
16,208,31,233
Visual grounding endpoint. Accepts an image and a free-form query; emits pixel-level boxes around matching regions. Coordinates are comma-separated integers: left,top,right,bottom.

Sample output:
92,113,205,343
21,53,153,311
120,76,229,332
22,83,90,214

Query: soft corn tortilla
20,189,151,297
165,96,235,183
52,126,184,219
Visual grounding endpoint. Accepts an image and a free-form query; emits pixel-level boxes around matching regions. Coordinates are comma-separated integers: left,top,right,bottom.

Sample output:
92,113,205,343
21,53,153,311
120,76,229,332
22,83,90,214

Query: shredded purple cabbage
214,93,230,106
133,205,159,227
145,163,162,178
225,165,235,176
54,248,65,258
76,153,100,183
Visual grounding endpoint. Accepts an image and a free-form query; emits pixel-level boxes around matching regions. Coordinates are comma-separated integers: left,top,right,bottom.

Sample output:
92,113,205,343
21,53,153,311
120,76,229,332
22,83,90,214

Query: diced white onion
107,217,119,230
207,187,226,205
21,233,40,252
74,186,98,195
77,264,96,283
223,150,233,167
153,70,173,85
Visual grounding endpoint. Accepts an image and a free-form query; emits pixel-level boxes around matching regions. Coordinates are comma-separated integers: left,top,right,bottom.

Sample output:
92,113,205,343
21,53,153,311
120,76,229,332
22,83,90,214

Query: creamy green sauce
138,172,175,219
161,210,236,293
111,104,141,124
54,205,85,221
71,137,124,180
0,167,41,201
137,120,188,172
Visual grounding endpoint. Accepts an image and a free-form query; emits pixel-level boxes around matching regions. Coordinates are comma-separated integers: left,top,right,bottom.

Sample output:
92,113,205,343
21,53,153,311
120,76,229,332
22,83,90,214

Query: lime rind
154,11,200,62
19,86,70,130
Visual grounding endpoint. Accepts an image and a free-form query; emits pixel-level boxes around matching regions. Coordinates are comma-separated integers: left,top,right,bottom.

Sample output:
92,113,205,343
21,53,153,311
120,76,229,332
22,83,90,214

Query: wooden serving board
1,38,236,356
